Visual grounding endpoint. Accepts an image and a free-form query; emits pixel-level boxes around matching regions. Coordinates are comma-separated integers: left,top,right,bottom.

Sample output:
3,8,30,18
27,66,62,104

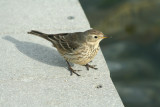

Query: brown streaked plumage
28,29,108,76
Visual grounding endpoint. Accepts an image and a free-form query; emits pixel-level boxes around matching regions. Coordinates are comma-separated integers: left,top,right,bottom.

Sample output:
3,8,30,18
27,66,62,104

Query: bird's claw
66,60,81,76
85,64,98,70
68,67,81,76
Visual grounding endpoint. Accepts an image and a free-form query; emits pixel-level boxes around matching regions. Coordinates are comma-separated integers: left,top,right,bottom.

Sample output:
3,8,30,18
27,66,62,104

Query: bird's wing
47,33,81,53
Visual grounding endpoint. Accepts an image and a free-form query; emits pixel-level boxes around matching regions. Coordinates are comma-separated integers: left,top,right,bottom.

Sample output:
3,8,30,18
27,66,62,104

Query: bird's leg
84,63,98,70
66,61,81,76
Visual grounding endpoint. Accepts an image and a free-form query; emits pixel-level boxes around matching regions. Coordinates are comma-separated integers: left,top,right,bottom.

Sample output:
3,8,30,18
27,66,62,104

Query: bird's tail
28,30,51,41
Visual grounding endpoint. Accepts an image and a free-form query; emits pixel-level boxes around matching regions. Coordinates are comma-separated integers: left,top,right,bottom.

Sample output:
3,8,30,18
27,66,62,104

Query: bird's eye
94,36,98,38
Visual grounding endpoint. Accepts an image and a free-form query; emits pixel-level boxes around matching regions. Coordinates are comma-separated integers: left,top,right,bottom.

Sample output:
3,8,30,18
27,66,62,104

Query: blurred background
80,0,160,106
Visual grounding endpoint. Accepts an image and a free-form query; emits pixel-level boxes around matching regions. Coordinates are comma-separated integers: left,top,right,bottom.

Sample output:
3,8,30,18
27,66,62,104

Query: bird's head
83,29,108,43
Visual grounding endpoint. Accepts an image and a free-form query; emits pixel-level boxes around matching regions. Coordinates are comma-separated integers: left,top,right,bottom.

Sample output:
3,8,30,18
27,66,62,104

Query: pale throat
87,40,101,49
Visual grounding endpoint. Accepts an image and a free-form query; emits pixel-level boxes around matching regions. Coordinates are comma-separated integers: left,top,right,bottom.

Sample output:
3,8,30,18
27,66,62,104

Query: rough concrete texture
0,0,124,107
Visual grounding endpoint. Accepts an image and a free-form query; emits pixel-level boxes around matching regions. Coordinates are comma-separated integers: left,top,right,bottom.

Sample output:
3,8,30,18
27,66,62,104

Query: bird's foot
68,67,81,76
66,60,81,76
84,64,98,70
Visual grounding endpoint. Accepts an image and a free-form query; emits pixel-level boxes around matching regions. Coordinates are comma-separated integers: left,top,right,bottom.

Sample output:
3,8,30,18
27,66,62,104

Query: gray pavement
0,0,124,107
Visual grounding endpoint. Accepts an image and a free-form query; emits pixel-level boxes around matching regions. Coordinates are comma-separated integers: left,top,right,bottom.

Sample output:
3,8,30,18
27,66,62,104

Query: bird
28,29,108,76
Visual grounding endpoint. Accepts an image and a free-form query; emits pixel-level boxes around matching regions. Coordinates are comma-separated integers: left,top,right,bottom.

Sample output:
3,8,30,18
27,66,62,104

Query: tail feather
28,30,51,41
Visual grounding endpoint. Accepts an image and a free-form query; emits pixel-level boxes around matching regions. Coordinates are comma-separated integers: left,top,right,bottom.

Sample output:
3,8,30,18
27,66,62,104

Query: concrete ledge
0,0,124,107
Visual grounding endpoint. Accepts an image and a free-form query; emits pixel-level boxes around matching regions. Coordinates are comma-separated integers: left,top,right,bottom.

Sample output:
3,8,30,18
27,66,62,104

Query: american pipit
28,29,108,76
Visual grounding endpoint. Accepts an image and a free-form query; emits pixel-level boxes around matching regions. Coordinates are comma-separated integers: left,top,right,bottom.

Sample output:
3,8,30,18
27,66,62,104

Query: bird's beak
102,35,109,39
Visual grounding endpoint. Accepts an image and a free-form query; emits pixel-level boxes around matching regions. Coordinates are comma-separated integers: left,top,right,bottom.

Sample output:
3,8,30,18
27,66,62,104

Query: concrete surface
0,0,124,107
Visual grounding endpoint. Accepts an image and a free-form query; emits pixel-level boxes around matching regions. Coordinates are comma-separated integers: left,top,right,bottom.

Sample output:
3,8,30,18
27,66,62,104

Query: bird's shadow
2,36,67,67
